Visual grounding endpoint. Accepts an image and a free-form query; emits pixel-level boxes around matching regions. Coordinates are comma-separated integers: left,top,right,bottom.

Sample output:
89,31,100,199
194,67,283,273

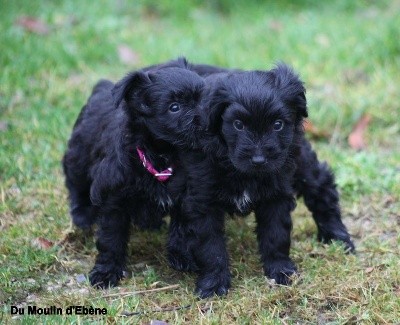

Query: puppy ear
111,71,152,110
207,87,230,133
271,63,308,119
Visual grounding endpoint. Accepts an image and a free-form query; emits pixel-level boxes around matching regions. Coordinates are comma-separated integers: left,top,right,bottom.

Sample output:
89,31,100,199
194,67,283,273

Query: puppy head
206,64,307,174
112,63,204,147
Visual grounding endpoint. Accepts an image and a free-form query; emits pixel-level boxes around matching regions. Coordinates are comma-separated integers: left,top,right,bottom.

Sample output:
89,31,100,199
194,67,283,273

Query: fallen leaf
16,16,50,35
348,114,371,150
118,45,140,65
31,237,54,249
365,267,374,273
303,119,330,139
0,121,9,132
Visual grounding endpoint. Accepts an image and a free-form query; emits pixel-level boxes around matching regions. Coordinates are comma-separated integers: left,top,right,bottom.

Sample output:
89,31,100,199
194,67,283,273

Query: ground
0,0,399,324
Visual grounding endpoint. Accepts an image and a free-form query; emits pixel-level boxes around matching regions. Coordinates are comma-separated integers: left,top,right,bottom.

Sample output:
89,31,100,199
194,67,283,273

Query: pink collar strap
136,147,173,182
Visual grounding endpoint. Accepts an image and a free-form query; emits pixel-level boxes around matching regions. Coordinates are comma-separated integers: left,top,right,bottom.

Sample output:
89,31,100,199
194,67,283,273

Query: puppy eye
233,120,244,131
169,103,180,113
273,119,284,131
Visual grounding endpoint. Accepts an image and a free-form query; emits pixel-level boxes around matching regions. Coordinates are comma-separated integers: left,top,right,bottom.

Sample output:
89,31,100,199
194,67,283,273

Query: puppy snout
251,155,266,166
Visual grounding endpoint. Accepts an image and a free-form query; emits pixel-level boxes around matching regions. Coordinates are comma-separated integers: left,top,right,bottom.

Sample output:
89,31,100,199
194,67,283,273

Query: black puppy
189,62,354,247
167,64,355,298
63,59,204,288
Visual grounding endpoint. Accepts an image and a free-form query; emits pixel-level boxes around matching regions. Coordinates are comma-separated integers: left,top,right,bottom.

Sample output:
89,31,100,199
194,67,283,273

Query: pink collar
136,147,173,182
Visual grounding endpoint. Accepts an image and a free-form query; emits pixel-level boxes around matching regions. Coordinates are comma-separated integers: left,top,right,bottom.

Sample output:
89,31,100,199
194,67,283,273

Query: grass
0,0,399,323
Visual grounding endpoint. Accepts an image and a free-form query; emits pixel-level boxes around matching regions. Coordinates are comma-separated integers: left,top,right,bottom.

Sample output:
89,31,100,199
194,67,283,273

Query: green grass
1,0,399,323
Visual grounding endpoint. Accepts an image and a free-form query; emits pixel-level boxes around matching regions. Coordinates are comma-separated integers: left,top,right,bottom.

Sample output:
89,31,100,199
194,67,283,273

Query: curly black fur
62,59,205,288
167,64,354,298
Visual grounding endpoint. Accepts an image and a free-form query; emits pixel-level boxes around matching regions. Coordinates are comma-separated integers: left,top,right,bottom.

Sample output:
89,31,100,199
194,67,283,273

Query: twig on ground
100,284,180,298
120,304,192,316
120,304,212,317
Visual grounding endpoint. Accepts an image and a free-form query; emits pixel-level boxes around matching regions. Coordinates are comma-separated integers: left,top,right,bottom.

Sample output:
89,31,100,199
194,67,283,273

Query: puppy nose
251,155,266,166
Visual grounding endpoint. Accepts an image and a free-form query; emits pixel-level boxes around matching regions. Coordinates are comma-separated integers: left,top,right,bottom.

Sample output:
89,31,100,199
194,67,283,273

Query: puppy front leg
189,211,231,298
89,198,131,288
167,210,199,272
175,200,230,298
255,197,297,285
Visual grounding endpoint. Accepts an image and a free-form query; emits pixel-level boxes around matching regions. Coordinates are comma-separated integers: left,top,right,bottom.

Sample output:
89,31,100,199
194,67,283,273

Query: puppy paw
195,271,231,298
89,264,124,289
318,231,356,254
334,237,356,254
168,249,198,272
264,259,297,285
344,239,356,254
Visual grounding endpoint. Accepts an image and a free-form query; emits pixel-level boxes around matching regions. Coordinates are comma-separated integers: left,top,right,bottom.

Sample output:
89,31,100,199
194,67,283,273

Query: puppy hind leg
303,164,355,252
89,199,131,288
66,179,96,229
294,141,355,252
255,197,297,285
